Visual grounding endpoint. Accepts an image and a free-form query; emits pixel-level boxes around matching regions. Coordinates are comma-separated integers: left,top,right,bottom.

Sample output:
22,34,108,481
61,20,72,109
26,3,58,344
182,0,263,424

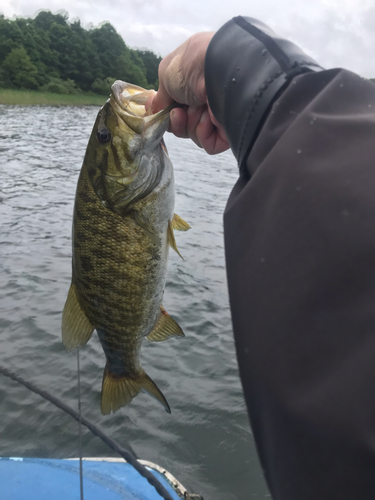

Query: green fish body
62,81,189,414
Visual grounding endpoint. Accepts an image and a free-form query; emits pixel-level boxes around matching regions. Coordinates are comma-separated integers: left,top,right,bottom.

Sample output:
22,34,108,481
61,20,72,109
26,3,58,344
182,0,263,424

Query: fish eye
97,127,111,144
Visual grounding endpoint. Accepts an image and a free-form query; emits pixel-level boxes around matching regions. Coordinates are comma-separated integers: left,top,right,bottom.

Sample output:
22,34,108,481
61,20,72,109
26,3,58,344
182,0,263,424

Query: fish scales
74,167,167,337
62,81,190,415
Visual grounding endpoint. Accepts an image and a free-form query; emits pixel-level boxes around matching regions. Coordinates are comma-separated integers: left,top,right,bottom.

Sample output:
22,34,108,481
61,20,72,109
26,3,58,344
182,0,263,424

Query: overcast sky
2,0,375,78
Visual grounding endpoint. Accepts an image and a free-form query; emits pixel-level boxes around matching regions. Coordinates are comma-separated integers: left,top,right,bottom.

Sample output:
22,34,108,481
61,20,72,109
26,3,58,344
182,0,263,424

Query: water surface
0,104,270,499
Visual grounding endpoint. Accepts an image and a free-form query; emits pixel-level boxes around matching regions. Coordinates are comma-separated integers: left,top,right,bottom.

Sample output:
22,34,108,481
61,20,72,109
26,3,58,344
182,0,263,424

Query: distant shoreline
0,89,107,106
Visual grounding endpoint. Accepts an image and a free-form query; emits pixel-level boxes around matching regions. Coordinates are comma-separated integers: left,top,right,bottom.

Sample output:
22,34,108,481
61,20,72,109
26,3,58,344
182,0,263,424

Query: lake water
0,104,270,499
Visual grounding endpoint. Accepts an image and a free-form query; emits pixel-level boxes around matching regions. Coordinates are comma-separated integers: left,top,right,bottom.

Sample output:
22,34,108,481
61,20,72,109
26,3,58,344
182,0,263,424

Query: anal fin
101,366,171,415
147,306,185,342
61,283,94,351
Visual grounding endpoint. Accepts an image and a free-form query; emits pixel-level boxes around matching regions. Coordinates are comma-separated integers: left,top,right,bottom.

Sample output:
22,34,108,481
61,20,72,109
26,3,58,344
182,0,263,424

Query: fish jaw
111,80,155,118
110,80,171,156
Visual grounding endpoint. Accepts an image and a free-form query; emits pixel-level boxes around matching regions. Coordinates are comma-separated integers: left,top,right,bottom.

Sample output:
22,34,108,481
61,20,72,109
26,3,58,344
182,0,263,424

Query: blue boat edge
0,456,189,500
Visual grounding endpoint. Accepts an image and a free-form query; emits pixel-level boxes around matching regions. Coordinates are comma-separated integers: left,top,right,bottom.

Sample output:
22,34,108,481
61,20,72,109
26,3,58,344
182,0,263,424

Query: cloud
1,0,375,76
124,24,194,54
274,2,375,77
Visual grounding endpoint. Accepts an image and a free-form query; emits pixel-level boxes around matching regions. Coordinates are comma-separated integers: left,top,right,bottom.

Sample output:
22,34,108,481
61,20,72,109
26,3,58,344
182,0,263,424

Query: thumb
149,83,174,114
150,54,187,113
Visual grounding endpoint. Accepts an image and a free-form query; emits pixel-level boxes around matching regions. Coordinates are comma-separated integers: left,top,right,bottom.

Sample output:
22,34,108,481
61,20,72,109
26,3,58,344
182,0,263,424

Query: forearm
206,16,375,500
205,16,323,171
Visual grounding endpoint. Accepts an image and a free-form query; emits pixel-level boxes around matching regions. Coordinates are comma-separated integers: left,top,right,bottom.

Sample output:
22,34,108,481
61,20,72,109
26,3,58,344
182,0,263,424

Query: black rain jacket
205,16,375,500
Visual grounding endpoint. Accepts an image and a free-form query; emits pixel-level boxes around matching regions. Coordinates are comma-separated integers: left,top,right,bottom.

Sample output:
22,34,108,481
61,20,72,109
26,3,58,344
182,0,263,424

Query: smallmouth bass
62,81,190,415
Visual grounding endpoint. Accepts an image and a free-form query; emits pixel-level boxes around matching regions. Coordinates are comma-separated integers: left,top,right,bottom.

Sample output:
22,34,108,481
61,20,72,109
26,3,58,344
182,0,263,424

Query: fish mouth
110,80,173,135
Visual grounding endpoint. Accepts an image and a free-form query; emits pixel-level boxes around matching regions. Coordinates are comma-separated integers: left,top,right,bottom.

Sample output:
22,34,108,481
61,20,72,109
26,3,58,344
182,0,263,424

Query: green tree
48,21,80,81
117,49,148,88
0,15,22,64
135,49,161,87
40,76,80,94
0,12,163,93
91,76,116,95
33,10,68,31
2,46,38,89
12,17,56,86
89,23,127,79
69,20,101,90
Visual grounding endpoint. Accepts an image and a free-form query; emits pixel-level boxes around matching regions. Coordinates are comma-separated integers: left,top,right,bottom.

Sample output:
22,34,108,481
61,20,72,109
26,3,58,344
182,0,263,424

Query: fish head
86,81,171,213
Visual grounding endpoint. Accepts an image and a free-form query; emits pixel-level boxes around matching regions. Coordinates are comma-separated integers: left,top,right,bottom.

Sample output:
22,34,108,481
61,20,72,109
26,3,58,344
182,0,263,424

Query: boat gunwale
67,457,187,498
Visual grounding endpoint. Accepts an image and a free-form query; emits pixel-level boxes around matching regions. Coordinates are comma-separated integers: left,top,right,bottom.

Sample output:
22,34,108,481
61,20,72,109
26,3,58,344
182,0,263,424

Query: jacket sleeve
205,16,375,500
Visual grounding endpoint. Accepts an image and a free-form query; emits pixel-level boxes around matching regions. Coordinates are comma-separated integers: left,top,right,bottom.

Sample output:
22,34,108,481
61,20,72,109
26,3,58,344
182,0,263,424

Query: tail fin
101,365,171,415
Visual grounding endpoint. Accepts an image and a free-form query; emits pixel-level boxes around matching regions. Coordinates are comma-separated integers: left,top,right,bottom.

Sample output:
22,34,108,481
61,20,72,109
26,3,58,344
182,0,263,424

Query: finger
169,107,188,138
186,105,206,148
170,106,229,154
196,109,230,155
144,94,154,115
151,84,174,114
169,106,205,148
207,105,222,130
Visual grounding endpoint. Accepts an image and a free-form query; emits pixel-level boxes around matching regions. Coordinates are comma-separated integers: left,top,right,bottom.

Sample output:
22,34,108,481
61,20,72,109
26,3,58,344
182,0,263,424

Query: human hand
146,33,229,155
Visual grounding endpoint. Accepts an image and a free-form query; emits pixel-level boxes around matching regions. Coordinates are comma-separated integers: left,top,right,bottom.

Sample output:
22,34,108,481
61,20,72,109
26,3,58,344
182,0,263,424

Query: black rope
0,365,175,500
76,348,84,500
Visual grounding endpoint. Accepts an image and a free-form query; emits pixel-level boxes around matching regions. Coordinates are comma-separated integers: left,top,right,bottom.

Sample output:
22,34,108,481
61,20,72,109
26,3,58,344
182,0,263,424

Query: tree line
0,11,162,95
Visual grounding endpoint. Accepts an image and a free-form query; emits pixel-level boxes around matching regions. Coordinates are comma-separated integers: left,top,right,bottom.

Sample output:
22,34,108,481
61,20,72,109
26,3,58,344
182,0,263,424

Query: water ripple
0,104,269,499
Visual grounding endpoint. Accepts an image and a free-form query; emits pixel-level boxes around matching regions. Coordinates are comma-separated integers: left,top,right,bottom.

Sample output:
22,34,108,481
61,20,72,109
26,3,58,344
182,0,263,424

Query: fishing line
77,347,84,500
0,364,175,500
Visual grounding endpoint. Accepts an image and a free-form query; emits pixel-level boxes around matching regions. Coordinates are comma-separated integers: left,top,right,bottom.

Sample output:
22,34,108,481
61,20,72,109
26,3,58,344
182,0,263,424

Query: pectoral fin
167,220,183,259
147,306,185,342
130,209,160,244
172,213,191,231
101,366,170,415
61,283,94,351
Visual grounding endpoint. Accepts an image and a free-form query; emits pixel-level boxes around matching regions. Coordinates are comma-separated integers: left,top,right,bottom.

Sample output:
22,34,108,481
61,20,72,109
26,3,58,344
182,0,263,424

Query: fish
61,80,190,415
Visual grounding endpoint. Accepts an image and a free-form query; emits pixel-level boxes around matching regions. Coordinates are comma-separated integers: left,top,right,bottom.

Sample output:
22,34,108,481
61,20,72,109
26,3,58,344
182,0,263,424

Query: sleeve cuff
205,16,323,171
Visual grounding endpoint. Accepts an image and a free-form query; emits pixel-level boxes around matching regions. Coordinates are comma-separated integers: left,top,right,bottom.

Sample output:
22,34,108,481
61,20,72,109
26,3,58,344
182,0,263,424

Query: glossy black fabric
205,17,375,500
205,16,323,171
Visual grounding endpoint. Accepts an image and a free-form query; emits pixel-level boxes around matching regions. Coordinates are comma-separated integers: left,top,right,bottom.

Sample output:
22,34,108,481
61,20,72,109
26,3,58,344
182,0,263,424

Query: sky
2,0,375,78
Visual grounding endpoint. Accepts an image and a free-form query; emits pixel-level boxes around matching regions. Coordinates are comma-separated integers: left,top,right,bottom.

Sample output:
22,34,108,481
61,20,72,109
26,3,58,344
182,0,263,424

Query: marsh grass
0,89,106,106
